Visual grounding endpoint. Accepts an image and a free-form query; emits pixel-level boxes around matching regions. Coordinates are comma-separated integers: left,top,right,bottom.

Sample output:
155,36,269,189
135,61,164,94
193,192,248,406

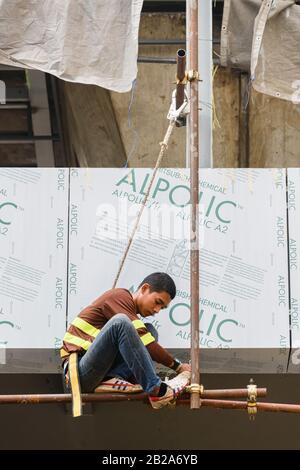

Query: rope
66,103,178,416
125,78,139,168
112,119,176,288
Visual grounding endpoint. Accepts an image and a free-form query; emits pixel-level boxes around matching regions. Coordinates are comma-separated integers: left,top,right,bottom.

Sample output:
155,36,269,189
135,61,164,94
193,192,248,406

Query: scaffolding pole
188,0,200,410
5,391,300,416
0,388,267,404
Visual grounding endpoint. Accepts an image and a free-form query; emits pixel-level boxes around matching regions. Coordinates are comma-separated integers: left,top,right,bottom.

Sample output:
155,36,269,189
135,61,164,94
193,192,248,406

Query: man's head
133,272,176,317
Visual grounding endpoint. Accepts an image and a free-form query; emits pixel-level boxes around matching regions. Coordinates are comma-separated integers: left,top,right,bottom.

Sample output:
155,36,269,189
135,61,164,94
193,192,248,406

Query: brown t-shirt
62,288,174,368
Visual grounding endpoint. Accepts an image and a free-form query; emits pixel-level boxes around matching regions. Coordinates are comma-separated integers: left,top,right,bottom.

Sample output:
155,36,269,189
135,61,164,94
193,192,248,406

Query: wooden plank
250,89,300,167
213,67,239,167
63,82,126,167
285,100,300,167
110,13,186,168
250,90,284,167
239,73,249,168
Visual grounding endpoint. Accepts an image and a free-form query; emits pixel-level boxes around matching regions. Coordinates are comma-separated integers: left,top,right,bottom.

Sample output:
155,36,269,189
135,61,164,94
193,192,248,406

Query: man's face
137,284,171,317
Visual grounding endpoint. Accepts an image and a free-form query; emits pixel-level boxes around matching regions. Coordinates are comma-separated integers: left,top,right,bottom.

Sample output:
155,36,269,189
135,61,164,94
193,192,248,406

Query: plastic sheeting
251,0,300,103
221,0,300,103
221,0,261,71
0,0,143,92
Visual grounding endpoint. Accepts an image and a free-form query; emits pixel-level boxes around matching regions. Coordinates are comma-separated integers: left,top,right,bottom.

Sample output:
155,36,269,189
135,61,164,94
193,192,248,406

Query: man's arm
146,342,191,372
169,357,191,373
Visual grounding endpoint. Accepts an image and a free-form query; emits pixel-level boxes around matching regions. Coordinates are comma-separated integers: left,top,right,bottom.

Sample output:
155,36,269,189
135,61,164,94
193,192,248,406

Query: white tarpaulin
251,0,300,103
221,0,261,71
0,0,143,92
221,0,300,103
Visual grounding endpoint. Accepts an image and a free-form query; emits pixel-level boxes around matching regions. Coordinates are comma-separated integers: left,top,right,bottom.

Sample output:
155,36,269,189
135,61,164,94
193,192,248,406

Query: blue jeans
76,314,161,393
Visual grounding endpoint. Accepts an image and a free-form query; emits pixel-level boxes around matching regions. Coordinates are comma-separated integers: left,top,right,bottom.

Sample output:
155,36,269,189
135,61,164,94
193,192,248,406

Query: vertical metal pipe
176,49,186,110
186,2,191,168
188,0,200,409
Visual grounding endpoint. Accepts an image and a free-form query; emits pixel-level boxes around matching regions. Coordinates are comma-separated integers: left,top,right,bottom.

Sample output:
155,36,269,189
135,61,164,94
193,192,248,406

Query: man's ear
140,283,150,294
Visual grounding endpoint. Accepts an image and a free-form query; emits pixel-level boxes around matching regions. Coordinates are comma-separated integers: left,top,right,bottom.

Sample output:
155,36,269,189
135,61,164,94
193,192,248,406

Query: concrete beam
27,70,55,167
63,82,127,167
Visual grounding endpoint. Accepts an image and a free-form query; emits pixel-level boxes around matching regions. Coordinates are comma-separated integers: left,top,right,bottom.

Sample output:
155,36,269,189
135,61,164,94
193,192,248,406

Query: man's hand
176,362,191,373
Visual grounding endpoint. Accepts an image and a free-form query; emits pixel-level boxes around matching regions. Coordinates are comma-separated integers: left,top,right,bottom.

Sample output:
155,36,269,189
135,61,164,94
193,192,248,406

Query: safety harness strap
69,352,82,418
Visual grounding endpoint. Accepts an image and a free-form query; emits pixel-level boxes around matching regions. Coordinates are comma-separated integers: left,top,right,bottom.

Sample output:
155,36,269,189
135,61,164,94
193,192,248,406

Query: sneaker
149,371,191,410
148,384,175,409
165,370,191,395
94,377,143,394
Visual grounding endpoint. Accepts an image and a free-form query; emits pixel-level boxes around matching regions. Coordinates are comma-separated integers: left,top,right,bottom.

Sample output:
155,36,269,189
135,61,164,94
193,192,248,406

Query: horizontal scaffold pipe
0,388,267,405
194,399,300,414
4,390,300,413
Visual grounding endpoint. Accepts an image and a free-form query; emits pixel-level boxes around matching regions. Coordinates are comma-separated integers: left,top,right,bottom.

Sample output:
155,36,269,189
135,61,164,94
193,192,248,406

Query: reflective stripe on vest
72,317,101,338
62,316,154,356
141,332,155,346
132,319,145,330
132,319,155,346
63,332,92,351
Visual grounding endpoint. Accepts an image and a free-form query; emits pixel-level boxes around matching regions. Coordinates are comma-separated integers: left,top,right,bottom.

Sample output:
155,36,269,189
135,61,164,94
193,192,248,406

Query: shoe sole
94,384,143,394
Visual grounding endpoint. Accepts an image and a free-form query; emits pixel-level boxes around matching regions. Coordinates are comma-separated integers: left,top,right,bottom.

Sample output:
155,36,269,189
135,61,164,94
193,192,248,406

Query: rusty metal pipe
0,393,145,405
188,0,200,410
0,388,267,405
183,399,300,414
176,48,186,111
201,388,267,399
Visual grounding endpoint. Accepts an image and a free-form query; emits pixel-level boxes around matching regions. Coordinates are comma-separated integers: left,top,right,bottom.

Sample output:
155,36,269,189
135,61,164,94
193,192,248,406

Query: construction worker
61,272,191,409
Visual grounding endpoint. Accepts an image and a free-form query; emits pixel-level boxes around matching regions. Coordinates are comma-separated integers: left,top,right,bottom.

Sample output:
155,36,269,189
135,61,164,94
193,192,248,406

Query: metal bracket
187,70,200,82
247,379,257,420
175,72,188,86
186,383,204,395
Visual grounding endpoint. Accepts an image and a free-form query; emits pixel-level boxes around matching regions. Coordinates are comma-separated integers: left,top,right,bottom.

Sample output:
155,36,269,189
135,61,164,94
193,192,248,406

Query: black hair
138,272,176,299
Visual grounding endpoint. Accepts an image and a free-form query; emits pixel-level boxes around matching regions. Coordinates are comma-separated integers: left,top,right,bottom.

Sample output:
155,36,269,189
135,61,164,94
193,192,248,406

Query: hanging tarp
221,0,261,72
221,0,300,103
251,0,300,103
0,0,143,92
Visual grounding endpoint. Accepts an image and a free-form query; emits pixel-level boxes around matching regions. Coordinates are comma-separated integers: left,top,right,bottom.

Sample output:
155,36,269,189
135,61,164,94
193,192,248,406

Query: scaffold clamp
247,379,257,420
186,383,204,395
